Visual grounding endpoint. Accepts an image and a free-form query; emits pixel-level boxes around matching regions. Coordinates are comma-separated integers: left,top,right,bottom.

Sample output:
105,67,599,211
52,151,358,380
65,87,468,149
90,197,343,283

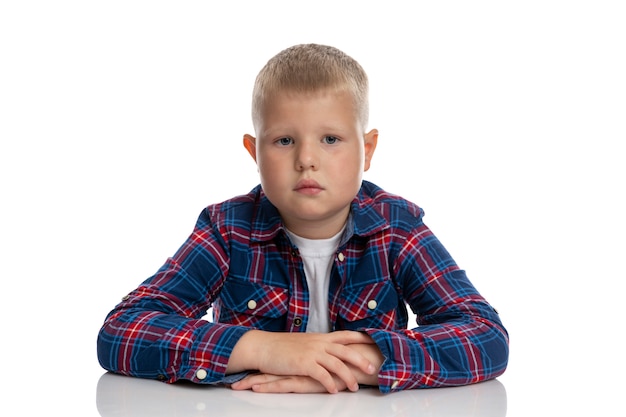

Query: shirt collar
249,187,284,243
347,184,390,238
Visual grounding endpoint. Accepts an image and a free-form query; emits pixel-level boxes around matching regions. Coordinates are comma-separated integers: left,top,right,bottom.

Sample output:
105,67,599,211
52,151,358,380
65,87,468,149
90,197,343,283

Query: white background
1,1,624,415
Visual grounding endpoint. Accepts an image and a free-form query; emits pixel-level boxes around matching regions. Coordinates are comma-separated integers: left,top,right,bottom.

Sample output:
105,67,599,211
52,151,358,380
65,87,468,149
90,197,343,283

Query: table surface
96,372,508,417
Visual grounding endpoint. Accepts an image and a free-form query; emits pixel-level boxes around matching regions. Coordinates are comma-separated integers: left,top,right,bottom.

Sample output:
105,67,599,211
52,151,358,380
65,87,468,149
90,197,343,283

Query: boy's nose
295,143,319,171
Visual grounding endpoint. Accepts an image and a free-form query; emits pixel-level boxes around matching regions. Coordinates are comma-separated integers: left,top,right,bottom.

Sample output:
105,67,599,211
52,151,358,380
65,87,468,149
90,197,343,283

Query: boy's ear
363,129,378,171
243,134,257,162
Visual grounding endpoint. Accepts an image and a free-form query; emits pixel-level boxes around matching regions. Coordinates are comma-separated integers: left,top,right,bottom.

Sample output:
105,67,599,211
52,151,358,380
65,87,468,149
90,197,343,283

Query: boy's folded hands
229,330,382,393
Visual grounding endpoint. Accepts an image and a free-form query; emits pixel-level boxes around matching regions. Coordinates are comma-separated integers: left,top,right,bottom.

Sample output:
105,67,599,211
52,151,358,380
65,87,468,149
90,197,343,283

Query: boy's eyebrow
256,126,288,138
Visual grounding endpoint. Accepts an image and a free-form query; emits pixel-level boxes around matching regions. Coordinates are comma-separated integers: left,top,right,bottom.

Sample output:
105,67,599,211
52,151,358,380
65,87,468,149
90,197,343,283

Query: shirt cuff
182,323,252,384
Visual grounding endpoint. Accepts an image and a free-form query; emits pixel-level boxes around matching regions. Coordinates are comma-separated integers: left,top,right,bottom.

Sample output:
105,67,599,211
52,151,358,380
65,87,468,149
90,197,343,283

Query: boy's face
244,90,378,239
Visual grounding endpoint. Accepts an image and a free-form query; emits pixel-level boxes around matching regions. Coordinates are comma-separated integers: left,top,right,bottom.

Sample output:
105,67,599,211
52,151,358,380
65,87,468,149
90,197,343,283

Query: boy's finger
327,343,375,376
317,354,359,392
328,330,373,345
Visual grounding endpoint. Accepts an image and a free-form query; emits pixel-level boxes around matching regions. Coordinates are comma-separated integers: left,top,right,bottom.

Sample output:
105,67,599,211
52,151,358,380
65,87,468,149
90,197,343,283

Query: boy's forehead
254,90,362,132
258,89,360,116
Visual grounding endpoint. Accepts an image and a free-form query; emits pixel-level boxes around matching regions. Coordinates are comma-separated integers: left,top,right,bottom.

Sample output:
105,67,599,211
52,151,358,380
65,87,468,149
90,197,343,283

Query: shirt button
294,317,303,326
337,252,345,262
367,300,378,310
247,300,257,310
391,380,400,390
196,369,208,380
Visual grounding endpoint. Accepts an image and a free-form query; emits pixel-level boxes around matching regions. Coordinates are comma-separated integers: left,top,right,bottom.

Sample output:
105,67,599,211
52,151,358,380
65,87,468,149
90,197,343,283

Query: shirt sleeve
362,222,509,393
97,209,250,384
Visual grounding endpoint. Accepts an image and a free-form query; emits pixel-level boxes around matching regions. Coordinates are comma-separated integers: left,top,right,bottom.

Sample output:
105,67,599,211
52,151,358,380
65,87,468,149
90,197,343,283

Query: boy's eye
277,137,293,146
323,136,339,144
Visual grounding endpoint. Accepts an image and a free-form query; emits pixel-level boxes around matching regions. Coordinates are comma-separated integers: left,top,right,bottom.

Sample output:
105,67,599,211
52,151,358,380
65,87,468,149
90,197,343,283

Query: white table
96,372,507,417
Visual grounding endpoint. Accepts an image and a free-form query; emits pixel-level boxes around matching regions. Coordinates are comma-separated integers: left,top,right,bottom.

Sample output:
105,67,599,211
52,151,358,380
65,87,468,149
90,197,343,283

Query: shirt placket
286,245,308,332
328,243,348,331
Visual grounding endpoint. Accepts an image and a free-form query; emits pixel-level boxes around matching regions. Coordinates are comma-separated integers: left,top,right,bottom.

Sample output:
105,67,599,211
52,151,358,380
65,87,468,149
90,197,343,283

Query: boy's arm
361,221,509,393
362,297,508,392
96,259,249,385
97,210,248,385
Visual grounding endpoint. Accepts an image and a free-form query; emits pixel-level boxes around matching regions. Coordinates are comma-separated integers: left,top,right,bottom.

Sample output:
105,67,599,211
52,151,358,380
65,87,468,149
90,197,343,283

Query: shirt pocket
216,278,289,330
335,280,399,331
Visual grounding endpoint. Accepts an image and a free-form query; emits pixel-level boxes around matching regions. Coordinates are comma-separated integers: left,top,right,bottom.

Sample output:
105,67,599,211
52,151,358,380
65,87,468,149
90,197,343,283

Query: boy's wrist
227,329,264,374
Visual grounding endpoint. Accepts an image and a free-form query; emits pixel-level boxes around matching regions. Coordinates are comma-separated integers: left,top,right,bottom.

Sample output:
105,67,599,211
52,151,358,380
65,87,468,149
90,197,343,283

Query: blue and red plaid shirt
97,181,508,393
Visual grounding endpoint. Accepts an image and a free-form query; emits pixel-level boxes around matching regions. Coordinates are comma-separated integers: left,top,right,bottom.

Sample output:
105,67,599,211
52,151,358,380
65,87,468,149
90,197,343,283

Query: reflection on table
96,372,507,417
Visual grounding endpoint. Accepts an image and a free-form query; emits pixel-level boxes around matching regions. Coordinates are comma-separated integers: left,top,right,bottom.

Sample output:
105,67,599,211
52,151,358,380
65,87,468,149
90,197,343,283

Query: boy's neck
283,213,349,240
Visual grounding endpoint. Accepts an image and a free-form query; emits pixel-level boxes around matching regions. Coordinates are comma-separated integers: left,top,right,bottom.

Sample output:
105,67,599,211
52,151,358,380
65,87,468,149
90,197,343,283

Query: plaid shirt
97,181,508,393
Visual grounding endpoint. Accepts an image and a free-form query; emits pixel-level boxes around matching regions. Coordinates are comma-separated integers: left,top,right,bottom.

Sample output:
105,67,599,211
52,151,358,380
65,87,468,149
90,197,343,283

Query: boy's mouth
294,179,324,194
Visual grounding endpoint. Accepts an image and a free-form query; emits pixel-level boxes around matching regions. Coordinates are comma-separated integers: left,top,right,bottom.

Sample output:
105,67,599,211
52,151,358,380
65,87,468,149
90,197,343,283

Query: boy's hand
231,373,345,393
227,330,380,394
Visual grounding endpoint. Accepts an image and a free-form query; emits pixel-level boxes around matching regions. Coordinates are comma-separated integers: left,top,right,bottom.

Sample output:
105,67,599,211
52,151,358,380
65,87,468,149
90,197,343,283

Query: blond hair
252,44,369,130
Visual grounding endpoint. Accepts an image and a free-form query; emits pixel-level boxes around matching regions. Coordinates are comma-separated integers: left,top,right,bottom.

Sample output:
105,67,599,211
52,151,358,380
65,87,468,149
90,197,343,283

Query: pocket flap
337,281,397,322
220,278,289,318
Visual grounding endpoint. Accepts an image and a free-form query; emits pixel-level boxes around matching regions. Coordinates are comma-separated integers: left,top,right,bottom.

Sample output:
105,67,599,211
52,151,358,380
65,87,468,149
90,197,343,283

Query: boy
97,44,509,394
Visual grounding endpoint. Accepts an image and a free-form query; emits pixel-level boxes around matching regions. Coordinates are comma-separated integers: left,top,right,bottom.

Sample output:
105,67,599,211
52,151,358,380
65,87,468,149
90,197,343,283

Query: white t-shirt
285,227,344,333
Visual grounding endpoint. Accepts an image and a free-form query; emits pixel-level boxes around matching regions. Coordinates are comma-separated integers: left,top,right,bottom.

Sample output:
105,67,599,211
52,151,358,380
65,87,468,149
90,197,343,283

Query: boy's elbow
484,322,509,380
97,324,117,373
